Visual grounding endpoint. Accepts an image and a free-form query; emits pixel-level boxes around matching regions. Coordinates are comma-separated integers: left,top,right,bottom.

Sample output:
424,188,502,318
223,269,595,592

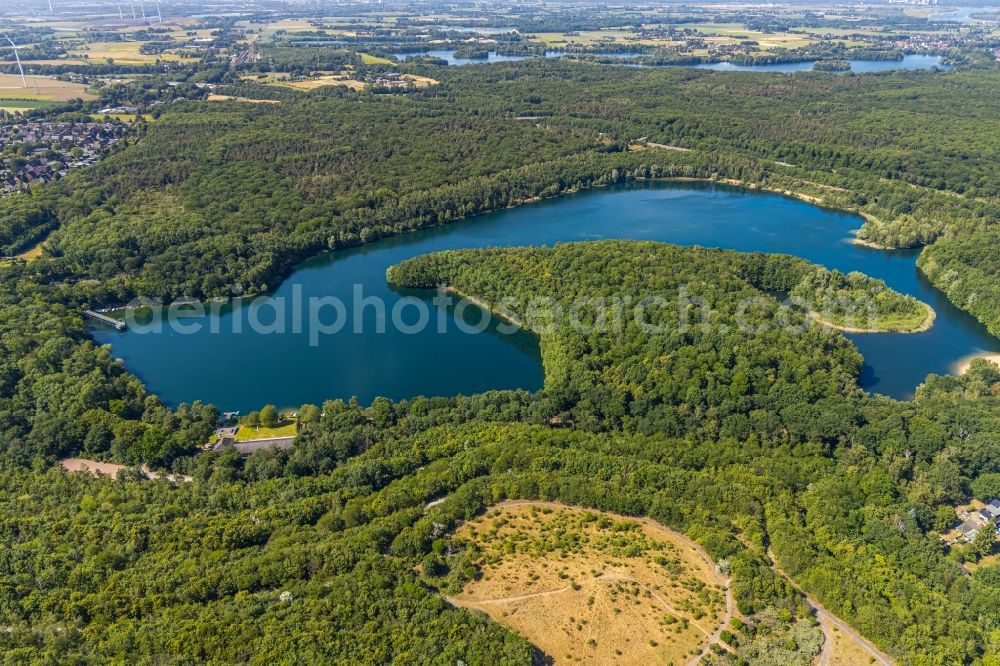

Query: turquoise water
92,182,1000,410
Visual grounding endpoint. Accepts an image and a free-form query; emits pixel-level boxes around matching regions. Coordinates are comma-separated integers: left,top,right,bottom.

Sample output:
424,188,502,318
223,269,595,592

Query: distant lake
932,7,979,22
391,50,641,66
92,182,999,411
392,50,950,72
689,54,951,73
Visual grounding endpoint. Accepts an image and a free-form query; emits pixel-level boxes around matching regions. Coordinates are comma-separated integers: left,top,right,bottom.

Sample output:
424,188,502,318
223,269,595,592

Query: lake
689,54,951,73
392,50,950,72
91,182,1000,410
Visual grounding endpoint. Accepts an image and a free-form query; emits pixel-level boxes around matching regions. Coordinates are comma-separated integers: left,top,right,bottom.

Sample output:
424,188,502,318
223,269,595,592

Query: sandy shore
444,286,529,330
848,236,889,250
810,302,935,334
954,353,1000,375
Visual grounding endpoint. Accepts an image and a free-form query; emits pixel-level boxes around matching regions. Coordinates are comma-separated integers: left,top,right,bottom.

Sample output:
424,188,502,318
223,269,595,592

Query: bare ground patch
448,501,730,665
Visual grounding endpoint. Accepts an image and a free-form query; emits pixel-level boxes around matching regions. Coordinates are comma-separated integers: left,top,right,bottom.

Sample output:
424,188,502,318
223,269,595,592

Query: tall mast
3,36,27,88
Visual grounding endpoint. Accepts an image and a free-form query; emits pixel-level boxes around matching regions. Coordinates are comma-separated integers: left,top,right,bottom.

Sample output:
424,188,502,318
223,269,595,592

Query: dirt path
685,575,735,665
646,142,693,152
451,500,735,662
767,549,894,666
451,570,716,637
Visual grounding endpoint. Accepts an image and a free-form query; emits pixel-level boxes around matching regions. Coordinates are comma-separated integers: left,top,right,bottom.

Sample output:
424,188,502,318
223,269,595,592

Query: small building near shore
212,436,295,456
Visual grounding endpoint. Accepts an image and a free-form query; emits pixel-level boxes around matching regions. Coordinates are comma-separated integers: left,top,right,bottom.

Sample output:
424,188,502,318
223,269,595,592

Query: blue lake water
392,49,570,65
92,182,1000,410
690,54,951,73
392,50,950,72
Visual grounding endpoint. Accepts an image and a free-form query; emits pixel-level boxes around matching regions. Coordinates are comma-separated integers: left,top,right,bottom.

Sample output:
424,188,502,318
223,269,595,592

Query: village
0,120,128,196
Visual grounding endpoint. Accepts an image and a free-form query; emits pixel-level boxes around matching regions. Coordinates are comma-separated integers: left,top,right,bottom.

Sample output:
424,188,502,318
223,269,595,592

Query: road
767,549,895,666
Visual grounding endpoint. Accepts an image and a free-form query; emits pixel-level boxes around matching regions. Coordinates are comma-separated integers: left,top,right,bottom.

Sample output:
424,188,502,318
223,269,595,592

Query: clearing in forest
449,501,730,665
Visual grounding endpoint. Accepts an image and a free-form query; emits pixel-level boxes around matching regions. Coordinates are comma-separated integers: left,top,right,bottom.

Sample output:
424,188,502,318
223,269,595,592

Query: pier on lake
83,310,126,331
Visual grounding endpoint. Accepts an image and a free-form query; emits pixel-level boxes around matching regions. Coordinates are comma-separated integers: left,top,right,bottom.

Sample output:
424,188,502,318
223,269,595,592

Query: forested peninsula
1,60,999,664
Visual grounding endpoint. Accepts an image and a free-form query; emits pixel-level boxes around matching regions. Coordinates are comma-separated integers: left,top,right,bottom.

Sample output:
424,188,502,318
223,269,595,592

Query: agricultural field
70,41,197,64
680,23,817,49
0,74,95,112
359,53,394,65
532,24,819,51
261,18,318,33
532,30,642,47
448,502,732,664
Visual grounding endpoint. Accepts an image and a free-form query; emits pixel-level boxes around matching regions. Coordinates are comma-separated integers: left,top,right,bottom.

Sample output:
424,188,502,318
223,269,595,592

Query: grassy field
533,25,816,51
88,113,155,122
448,501,730,664
827,623,881,665
273,72,438,91
73,42,197,65
532,30,640,47
0,74,95,102
18,59,90,67
262,18,317,32
0,75,94,112
359,53,394,65
282,74,366,91
15,242,45,262
235,421,297,441
1,101,56,114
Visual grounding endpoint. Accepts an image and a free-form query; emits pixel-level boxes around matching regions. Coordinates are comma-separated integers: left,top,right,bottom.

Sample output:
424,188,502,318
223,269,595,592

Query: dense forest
0,58,999,662
918,228,1000,337
1,243,998,663
2,61,997,324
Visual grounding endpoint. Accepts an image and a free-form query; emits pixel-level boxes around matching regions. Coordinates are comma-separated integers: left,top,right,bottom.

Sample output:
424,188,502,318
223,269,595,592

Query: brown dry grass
0,74,95,101
449,501,728,665
828,623,880,665
280,73,438,91
15,242,45,262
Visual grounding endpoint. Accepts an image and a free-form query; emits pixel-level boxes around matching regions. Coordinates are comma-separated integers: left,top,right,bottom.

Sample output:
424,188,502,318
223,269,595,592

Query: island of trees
0,54,998,663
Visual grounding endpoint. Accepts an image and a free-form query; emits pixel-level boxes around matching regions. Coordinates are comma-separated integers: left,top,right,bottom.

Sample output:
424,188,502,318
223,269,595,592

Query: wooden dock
83,310,126,330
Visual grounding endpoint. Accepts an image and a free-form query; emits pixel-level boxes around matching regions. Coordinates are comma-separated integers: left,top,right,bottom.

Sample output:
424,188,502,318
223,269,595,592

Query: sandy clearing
60,457,191,482
448,500,732,665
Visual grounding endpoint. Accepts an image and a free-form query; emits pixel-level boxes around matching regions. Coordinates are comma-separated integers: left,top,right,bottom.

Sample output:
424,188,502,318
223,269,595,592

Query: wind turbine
116,1,123,20
2,35,28,88
154,0,161,23
139,0,146,22
128,0,136,19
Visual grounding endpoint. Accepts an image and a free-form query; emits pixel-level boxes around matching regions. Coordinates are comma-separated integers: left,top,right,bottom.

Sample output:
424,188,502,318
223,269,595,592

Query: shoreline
848,236,890,250
443,285,531,332
954,352,1000,375
810,302,936,334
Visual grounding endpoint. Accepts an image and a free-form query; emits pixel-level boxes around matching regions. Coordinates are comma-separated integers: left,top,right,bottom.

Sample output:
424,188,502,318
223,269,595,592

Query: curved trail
446,500,735,662
767,549,894,666
451,571,717,638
